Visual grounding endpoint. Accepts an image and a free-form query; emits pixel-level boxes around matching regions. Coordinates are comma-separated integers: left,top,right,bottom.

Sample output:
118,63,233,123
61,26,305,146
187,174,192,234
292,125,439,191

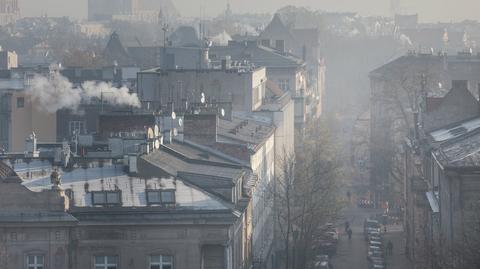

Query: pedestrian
384,225,387,233
347,191,351,202
345,221,350,233
387,240,393,255
347,228,352,240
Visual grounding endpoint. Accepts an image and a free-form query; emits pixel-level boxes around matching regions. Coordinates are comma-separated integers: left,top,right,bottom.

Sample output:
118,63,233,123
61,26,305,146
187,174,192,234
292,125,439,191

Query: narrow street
331,205,412,269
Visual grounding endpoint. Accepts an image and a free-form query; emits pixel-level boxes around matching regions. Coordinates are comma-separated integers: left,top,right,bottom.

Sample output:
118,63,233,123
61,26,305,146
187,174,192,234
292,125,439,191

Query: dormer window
146,190,176,205
92,191,122,206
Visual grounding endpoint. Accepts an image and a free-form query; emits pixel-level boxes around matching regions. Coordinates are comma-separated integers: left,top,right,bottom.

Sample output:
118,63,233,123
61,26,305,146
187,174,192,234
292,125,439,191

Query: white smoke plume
27,73,141,113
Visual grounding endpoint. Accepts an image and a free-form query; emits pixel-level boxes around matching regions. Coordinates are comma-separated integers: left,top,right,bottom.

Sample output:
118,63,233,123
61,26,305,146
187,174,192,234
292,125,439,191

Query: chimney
452,80,468,90
200,48,211,69
183,113,218,146
25,132,39,157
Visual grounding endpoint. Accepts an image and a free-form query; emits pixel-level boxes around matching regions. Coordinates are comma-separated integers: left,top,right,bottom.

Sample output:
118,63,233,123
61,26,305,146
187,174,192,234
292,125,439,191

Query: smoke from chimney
27,73,141,113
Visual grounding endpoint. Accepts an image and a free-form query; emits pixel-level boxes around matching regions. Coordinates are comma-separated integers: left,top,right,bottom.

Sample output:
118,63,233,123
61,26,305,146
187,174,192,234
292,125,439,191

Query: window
27,255,44,269
17,97,24,108
69,120,85,135
94,256,117,269
146,190,176,205
278,79,290,92
150,255,173,269
92,191,121,206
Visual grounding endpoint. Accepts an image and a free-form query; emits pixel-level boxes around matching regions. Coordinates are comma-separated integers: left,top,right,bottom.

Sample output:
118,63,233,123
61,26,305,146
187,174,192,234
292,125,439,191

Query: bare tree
274,119,342,269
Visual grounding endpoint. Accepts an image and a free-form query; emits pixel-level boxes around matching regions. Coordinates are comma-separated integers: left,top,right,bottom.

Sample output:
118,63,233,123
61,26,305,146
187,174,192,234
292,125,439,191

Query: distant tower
225,1,232,18
0,0,19,25
390,0,400,16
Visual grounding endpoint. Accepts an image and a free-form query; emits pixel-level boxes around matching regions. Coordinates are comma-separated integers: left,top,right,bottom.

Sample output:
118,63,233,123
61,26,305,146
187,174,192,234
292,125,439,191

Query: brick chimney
183,114,218,146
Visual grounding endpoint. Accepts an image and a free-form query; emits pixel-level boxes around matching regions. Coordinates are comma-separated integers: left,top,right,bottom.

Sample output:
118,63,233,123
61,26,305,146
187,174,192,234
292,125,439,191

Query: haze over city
19,0,480,22
2,0,480,269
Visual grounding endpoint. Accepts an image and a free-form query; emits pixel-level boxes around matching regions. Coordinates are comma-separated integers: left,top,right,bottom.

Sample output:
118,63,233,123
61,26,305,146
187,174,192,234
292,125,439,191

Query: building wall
0,51,17,70
255,96,295,159
137,68,267,113
73,225,229,269
10,91,56,152
0,91,11,150
1,227,71,269
88,0,137,21
250,134,275,267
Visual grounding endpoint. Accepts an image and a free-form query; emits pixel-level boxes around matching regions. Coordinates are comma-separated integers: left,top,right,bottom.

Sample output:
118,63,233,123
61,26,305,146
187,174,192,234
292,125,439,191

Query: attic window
146,190,176,205
92,191,122,206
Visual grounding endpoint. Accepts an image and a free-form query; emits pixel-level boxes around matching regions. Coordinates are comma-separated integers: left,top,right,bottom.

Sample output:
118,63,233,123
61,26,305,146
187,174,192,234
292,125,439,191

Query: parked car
368,235,383,242
367,247,384,261
365,230,381,240
369,264,386,269
314,240,337,256
369,257,386,266
314,255,332,269
314,261,330,269
368,240,383,248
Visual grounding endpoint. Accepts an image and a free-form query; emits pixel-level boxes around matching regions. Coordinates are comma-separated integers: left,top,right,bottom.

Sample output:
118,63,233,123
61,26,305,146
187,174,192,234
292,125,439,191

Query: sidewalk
383,224,412,269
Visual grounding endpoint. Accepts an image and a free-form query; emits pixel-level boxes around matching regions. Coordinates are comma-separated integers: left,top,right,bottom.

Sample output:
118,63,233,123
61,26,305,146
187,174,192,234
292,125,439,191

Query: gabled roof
423,86,480,132
259,13,294,41
103,32,133,66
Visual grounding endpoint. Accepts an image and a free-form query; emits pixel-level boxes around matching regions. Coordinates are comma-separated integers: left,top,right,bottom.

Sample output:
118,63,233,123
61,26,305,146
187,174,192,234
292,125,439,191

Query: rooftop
143,144,245,181
432,128,480,169
13,161,238,212
210,41,305,69
217,114,275,150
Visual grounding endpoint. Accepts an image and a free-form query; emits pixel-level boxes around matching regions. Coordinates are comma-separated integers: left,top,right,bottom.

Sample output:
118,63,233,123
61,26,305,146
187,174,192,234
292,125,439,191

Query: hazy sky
19,0,480,22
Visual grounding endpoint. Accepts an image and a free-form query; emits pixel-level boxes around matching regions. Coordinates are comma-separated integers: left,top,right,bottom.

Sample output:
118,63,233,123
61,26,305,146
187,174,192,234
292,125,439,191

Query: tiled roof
0,161,16,179
433,128,480,168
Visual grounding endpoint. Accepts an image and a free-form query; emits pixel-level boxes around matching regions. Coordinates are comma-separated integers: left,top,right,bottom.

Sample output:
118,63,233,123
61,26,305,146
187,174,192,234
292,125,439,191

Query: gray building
369,51,480,207
402,79,480,269
0,156,248,269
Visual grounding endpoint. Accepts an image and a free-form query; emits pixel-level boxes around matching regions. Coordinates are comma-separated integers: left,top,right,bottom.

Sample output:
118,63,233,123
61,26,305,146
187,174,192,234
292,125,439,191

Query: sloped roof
142,145,244,180
370,54,444,79
0,161,17,180
432,127,480,168
210,42,304,68
423,86,480,132
259,13,294,41
103,32,133,66
170,26,201,47
22,163,235,211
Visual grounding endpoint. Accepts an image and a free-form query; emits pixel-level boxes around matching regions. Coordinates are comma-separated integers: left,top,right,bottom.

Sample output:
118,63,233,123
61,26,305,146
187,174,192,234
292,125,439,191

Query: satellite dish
155,139,160,149
221,108,225,117
173,128,178,136
438,82,443,89
178,118,183,127
201,92,206,104
171,111,176,120
154,125,159,137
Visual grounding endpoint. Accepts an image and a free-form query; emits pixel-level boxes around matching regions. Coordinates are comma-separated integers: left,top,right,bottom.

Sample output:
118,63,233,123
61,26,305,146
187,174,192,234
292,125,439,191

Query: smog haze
19,0,480,22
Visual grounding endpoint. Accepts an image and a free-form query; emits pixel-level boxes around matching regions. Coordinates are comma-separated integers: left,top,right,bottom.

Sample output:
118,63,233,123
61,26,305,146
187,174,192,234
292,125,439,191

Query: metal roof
429,117,480,142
